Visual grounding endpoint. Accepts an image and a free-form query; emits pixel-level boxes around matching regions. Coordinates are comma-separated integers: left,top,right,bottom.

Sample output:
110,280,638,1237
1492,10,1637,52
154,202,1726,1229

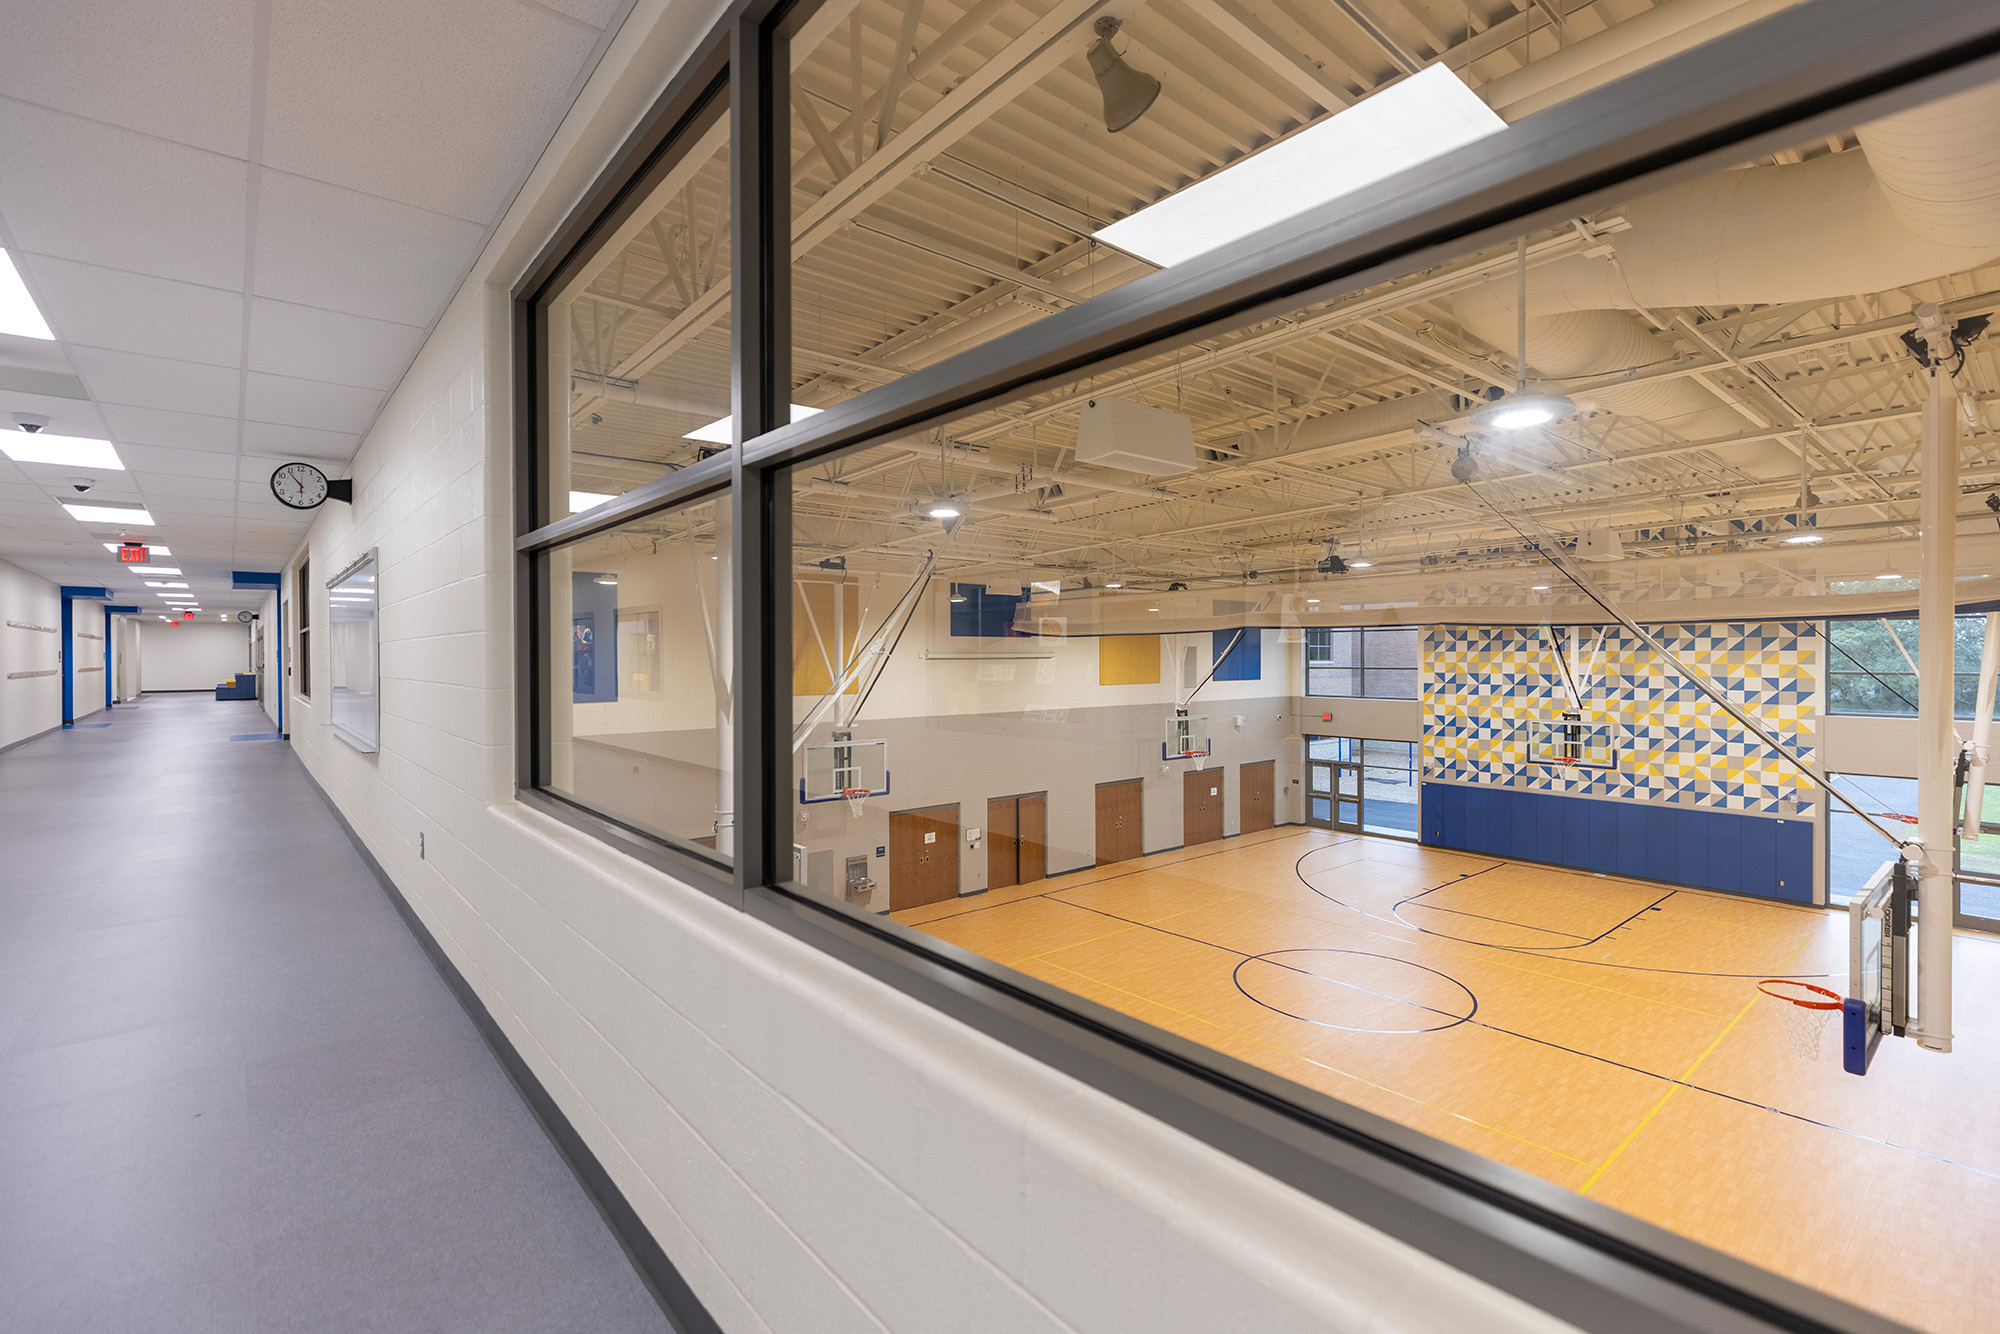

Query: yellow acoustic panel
1099,634,1162,685
793,582,860,695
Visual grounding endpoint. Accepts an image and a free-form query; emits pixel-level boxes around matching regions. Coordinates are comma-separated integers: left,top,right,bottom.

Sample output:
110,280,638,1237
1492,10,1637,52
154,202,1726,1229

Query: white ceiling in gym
0,0,632,612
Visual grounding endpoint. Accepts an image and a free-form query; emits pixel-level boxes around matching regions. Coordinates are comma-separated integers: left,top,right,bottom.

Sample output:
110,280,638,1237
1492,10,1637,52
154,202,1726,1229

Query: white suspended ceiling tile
114,444,242,479
246,299,426,391
97,404,239,454
242,371,383,435
0,102,250,290
144,497,238,518
239,420,358,461
253,172,487,326
0,0,257,158
19,257,243,365
140,472,240,500
262,0,601,224
68,346,241,419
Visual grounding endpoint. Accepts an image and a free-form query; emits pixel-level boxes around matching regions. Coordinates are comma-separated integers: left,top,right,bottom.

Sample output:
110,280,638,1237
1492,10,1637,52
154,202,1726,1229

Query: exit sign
117,544,149,563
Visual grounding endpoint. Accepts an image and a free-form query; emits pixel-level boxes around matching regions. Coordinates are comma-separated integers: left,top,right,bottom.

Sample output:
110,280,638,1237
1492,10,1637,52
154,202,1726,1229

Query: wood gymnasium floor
891,825,2000,1334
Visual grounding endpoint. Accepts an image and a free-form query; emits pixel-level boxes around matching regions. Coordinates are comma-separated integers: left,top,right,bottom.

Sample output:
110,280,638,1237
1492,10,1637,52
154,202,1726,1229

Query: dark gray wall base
0,722,61,758
299,759,723,1334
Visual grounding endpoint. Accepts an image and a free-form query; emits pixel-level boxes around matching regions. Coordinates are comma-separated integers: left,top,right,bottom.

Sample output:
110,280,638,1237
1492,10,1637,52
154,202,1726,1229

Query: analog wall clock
270,462,353,510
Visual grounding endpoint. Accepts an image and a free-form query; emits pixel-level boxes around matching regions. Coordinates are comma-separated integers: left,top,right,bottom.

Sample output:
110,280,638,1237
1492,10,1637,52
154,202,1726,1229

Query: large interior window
522,8,2000,1328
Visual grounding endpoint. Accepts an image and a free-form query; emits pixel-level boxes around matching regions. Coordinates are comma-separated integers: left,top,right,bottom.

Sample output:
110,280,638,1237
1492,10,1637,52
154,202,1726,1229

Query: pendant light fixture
1087,17,1161,134
1472,236,1575,432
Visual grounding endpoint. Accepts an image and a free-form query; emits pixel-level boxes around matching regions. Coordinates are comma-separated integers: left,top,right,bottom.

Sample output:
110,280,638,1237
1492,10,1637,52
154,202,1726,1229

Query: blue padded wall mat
1420,782,1811,903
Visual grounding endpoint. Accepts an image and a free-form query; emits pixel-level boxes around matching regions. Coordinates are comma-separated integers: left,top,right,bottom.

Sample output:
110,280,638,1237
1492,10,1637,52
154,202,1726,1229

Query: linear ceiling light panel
0,250,53,340
63,503,154,525
1093,65,1506,268
0,432,124,469
684,405,823,444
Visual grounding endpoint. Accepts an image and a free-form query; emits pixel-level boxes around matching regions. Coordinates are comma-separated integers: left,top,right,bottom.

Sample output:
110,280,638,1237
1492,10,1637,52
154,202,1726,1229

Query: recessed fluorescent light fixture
103,542,170,556
1093,65,1505,267
0,432,124,470
0,249,53,340
63,503,154,525
145,581,189,588
684,405,824,445
568,491,616,513
131,567,180,577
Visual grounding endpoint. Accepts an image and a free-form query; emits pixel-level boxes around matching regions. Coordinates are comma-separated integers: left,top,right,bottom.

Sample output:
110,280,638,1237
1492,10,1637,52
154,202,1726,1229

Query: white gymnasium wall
278,2,1585,1331
0,555,61,749
142,621,249,692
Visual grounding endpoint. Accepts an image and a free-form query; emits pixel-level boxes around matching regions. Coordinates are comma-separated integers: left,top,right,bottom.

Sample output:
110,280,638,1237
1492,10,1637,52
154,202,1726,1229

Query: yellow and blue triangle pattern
1422,620,1818,817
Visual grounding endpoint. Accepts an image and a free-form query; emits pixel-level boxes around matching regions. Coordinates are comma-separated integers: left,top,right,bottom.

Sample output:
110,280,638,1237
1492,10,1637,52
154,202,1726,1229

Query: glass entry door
1307,761,1363,832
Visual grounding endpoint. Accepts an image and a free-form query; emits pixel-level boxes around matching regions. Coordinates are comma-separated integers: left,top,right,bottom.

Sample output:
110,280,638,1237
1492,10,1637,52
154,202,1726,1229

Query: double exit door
1307,760,1362,833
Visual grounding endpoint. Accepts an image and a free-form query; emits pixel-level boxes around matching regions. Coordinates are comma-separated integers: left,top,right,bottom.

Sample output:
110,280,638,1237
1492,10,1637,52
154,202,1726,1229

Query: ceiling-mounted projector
1075,397,1194,476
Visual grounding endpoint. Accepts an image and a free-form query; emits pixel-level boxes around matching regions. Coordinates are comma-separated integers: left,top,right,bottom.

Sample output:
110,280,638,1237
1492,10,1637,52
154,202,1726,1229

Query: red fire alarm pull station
118,544,149,563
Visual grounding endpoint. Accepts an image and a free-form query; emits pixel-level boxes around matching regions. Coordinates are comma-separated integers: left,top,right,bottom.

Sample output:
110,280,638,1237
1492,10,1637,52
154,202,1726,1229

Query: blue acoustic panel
1211,628,1262,681
1421,783,1812,903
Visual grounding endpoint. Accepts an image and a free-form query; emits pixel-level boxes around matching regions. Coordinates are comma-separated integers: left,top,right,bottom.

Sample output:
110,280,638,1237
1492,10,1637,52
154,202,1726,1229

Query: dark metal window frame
510,3,2000,1329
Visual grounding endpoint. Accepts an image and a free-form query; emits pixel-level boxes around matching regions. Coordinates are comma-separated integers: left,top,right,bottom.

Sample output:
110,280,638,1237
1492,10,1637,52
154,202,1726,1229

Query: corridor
0,695,669,1333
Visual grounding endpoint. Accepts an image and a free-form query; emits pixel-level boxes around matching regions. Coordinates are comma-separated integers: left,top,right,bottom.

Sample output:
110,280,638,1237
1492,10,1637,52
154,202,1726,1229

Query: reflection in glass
327,552,379,754
546,496,731,857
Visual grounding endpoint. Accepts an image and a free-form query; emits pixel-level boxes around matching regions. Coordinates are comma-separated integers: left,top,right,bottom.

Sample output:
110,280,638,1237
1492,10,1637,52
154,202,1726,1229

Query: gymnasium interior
547,21,2000,1329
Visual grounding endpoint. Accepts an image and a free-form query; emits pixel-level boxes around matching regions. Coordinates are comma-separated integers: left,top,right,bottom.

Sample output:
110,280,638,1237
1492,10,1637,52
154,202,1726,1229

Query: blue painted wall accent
1211,628,1261,681
1421,781,1812,903
949,583,1024,637
570,573,620,704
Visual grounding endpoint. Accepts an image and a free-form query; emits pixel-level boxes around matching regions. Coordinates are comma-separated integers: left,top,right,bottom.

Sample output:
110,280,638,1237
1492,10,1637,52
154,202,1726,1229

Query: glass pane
1308,766,1330,793
1362,667,1418,700
774,59,2000,1330
1828,773,1910,906
1306,736,1344,760
545,96,732,521
1305,665,1358,697
326,554,379,754
544,494,730,856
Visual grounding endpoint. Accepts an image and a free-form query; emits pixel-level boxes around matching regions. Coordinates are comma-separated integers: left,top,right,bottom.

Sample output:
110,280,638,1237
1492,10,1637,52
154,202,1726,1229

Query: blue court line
230,733,284,741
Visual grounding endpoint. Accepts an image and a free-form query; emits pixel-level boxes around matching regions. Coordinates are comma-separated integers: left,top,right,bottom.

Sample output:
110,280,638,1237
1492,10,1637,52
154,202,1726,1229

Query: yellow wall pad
1098,634,1161,685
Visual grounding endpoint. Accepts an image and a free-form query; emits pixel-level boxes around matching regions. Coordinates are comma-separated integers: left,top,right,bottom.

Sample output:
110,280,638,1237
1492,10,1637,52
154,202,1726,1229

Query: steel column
1914,303,1958,1052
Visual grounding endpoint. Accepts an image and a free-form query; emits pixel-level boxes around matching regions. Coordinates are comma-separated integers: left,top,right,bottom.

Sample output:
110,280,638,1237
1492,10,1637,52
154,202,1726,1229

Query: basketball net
1759,979,1841,1060
842,787,869,818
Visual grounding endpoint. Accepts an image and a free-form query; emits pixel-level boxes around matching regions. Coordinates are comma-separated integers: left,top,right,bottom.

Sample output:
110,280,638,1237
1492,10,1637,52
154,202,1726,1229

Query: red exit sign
117,544,149,563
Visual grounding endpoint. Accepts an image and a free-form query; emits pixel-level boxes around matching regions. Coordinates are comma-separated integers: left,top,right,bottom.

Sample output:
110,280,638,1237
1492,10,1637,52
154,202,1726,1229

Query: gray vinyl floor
0,694,672,1334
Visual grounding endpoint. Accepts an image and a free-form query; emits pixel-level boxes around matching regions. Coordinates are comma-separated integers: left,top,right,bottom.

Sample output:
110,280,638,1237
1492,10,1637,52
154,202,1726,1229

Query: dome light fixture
949,590,967,604
1877,571,1900,581
1349,559,1374,569
1531,583,1551,591
593,572,618,585
1104,580,1123,589
1782,532,1823,545
927,503,960,519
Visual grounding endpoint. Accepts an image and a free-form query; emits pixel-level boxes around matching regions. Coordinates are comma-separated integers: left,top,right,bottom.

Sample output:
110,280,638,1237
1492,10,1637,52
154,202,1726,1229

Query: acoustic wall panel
1099,634,1162,686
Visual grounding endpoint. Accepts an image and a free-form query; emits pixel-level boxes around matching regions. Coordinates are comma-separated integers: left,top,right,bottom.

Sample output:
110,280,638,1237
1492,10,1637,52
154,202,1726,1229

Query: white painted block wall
277,2,1585,1330
141,621,251,693
0,555,61,749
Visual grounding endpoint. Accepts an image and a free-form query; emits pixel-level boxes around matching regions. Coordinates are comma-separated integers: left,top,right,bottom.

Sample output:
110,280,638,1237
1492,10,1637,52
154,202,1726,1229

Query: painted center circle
1233,949,1477,1034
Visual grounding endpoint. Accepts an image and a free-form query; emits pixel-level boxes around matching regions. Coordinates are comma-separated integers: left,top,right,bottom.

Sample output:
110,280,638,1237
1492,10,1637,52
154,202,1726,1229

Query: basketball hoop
1759,979,1843,1060
841,786,870,818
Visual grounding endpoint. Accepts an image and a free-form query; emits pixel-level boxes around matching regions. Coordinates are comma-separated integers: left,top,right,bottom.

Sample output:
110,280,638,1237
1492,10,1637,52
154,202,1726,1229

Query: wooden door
1183,769,1224,847
889,804,960,909
987,796,1020,890
1240,760,1274,834
988,792,1050,889
1095,779,1143,866
1017,792,1046,884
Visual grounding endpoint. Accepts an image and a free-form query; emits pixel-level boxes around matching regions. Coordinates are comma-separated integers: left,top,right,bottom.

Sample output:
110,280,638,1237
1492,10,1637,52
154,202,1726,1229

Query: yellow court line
1579,931,1816,1195
1030,956,1595,1170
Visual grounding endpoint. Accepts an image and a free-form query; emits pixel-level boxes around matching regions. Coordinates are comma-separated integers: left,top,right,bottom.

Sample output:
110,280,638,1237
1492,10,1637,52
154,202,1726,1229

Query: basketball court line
1002,866,2000,1188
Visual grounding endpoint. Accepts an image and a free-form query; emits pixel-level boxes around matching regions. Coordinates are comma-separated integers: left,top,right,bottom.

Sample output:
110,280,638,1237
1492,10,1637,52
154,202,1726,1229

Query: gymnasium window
1303,627,1418,698
518,10,2000,1327
1826,616,2000,717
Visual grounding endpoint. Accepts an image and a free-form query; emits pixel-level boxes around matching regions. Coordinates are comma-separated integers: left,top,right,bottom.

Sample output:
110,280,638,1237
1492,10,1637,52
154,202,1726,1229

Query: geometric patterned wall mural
1422,620,1819,818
